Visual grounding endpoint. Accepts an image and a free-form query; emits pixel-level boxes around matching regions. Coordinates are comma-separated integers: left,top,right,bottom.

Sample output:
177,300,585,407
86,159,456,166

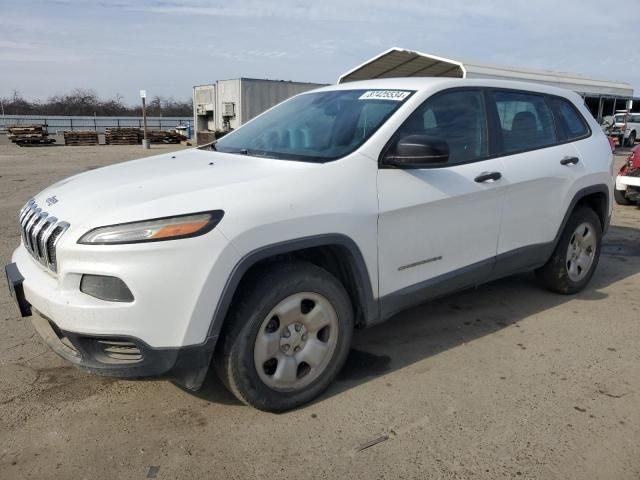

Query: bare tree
0,89,192,116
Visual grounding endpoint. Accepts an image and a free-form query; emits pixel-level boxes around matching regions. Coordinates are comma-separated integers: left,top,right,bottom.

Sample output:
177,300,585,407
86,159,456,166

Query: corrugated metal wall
240,79,323,124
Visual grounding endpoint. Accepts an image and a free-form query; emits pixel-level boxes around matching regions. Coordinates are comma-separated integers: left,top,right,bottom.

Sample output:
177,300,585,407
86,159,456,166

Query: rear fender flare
553,184,610,247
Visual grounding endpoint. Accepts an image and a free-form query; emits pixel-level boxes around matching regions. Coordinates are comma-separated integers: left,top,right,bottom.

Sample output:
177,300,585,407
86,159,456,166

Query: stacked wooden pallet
105,127,141,145
7,125,56,147
147,130,187,144
63,131,99,146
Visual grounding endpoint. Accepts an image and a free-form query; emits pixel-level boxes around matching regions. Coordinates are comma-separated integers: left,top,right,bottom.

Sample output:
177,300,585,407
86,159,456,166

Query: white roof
339,48,634,98
317,77,587,102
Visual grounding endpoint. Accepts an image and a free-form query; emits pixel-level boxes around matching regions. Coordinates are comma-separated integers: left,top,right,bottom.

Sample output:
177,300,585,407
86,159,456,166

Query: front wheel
214,262,353,411
535,207,602,294
614,187,633,205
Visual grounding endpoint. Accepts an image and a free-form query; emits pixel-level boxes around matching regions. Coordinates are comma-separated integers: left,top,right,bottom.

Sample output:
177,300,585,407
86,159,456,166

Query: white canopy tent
338,48,635,120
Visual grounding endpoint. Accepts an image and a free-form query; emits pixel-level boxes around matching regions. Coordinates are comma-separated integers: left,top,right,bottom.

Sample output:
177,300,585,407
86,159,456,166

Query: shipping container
193,78,325,144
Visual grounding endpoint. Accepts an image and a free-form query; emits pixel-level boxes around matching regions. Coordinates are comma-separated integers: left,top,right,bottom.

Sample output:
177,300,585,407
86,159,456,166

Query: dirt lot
1,140,639,480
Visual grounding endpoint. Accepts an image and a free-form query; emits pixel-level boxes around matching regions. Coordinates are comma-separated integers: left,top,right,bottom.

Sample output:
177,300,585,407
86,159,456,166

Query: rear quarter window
549,97,590,141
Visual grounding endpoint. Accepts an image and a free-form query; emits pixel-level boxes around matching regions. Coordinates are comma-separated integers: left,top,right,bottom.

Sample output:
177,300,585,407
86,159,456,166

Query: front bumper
10,226,238,347
616,175,640,203
5,262,216,389
616,174,640,190
5,225,240,389
33,313,216,389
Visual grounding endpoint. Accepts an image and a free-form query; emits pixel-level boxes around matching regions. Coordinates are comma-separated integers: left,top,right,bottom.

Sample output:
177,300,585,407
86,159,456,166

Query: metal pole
597,97,604,124
141,96,149,149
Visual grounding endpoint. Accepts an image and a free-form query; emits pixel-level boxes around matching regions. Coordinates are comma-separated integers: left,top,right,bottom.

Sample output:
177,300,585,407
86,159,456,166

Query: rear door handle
474,171,502,183
560,156,580,165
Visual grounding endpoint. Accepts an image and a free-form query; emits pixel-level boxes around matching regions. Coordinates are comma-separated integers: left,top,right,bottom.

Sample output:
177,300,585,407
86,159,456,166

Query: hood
32,148,316,231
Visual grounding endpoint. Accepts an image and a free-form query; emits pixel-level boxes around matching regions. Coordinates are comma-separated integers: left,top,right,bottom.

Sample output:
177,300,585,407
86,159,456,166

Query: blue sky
1,0,638,104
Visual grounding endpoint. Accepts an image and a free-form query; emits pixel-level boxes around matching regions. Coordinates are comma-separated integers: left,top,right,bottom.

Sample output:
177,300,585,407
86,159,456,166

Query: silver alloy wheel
566,222,597,282
253,292,339,392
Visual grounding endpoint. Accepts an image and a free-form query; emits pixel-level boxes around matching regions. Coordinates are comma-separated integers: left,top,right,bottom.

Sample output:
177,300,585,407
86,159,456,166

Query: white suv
5,78,613,411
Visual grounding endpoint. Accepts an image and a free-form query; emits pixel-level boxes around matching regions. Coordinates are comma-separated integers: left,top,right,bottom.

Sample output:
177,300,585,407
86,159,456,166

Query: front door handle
560,156,580,165
474,171,502,183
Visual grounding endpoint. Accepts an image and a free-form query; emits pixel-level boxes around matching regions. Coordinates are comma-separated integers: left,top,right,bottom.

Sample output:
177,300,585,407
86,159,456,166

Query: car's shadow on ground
188,224,640,409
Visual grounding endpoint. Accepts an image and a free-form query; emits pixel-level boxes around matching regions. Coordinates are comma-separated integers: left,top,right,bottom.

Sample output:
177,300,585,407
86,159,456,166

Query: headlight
78,210,224,245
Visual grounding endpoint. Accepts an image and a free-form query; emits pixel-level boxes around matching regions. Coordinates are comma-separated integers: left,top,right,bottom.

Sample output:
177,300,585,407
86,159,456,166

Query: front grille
19,199,69,273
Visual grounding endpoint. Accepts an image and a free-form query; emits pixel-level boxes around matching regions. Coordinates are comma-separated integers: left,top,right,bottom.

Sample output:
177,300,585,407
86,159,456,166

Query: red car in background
615,144,640,204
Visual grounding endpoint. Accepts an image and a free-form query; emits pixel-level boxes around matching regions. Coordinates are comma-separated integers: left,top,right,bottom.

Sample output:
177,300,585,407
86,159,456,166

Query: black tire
626,131,636,147
214,261,353,412
535,207,602,294
614,187,633,205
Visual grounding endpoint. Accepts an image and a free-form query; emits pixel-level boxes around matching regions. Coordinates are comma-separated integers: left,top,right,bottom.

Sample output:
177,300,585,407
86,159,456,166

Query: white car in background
610,111,640,147
6,78,613,411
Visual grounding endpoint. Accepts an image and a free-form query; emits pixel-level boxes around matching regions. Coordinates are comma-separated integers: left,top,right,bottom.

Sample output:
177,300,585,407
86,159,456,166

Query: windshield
614,114,627,124
214,89,414,162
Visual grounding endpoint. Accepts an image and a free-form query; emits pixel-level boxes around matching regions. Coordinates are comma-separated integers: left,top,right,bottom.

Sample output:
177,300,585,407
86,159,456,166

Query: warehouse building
338,48,638,122
193,78,325,144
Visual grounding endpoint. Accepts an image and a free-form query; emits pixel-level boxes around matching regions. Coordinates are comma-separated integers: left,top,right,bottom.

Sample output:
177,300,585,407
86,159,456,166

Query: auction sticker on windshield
359,90,411,101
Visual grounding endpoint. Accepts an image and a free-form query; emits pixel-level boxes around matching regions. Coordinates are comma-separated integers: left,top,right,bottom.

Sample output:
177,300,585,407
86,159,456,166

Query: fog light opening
80,274,134,302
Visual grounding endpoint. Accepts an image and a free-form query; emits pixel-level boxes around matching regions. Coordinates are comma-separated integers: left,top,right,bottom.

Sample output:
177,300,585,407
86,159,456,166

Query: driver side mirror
382,134,449,168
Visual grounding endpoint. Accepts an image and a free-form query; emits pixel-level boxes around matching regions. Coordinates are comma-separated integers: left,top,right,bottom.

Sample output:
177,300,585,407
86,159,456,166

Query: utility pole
140,89,149,149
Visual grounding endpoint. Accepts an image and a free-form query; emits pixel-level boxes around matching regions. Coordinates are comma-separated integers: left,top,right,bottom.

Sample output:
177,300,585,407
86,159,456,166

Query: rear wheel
535,207,602,294
214,261,353,412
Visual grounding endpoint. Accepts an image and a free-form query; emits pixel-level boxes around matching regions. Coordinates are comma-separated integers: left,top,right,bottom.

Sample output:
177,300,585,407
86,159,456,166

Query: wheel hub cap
280,323,308,354
566,222,596,282
253,292,339,392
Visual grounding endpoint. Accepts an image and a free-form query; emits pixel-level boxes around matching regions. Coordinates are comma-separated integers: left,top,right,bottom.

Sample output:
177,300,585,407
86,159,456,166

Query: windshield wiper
234,148,285,159
217,146,286,159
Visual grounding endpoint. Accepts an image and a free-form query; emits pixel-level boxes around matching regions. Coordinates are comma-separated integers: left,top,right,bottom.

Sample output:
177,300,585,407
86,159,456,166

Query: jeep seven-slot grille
19,200,69,273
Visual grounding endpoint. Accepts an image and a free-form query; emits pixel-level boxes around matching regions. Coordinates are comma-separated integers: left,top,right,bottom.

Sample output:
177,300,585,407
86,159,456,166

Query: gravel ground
1,139,639,480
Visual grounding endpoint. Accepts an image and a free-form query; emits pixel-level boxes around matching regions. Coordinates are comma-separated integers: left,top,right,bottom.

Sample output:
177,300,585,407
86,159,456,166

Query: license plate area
5,263,32,317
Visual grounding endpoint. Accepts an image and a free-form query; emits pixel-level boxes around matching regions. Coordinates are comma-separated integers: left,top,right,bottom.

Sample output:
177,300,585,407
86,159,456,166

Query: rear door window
549,97,590,141
492,91,556,153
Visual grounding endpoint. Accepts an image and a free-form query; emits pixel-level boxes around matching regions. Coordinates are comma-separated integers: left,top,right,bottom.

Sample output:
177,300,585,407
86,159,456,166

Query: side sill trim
378,242,554,324
379,257,495,323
